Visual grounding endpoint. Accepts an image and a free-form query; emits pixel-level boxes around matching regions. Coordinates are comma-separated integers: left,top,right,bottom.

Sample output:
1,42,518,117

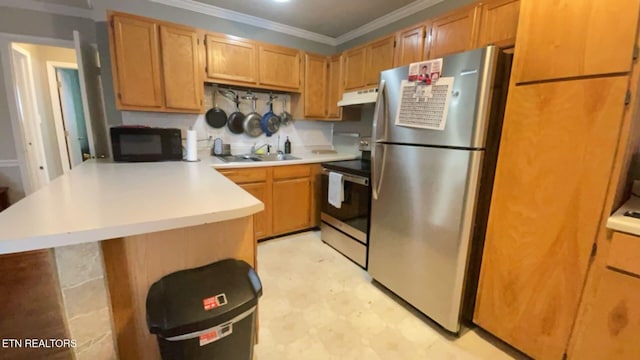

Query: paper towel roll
185,129,198,162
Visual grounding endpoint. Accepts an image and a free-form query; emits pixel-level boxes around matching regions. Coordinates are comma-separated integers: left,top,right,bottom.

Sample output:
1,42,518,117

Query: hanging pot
243,93,262,137
205,89,227,128
260,95,280,137
280,98,292,126
226,93,245,135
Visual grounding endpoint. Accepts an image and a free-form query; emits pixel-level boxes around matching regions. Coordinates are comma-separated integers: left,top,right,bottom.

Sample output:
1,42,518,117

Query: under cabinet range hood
338,88,378,107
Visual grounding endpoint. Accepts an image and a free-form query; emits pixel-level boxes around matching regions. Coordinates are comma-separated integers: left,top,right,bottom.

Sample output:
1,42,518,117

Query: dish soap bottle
284,137,291,154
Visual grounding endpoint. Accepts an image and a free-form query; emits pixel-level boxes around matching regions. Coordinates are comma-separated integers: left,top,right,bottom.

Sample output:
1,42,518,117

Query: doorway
46,62,90,170
1,31,109,195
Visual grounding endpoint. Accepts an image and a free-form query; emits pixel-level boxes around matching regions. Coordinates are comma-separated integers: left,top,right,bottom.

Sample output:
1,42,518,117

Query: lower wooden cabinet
272,177,311,235
239,182,270,239
569,231,640,360
219,164,320,240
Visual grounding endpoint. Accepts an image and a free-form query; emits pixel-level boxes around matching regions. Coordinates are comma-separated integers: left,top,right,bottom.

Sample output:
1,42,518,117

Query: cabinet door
571,269,640,359
304,53,328,118
111,15,163,108
206,34,258,85
513,0,640,83
477,0,520,48
272,177,311,234
474,77,628,360
160,25,202,111
395,24,426,67
240,182,271,239
365,35,396,86
343,46,366,91
258,44,301,90
429,4,480,59
327,55,343,119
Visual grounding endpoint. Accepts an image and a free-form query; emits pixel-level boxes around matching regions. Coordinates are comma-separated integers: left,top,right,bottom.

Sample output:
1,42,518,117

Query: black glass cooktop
322,159,371,178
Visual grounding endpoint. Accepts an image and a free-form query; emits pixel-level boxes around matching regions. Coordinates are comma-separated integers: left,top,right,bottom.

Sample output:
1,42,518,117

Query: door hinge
591,242,598,258
625,90,632,105
634,45,639,61
109,19,114,28
95,66,101,75
394,40,397,48
117,92,122,100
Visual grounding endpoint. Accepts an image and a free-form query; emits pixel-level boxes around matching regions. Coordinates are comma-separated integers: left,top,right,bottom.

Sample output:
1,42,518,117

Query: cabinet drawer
273,165,311,180
219,168,268,184
608,231,640,276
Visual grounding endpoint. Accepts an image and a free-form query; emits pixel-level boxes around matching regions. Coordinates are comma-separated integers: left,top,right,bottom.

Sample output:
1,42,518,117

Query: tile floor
253,231,528,360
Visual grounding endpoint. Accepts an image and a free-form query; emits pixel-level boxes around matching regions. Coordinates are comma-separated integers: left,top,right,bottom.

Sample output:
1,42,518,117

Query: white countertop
203,152,358,169
0,160,263,255
607,195,640,236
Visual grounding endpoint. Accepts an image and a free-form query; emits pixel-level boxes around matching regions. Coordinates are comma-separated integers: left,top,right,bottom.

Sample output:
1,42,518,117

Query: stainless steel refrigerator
368,46,510,333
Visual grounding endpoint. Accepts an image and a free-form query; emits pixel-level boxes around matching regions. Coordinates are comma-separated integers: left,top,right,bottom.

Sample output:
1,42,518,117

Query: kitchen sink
216,155,262,162
255,154,300,161
216,154,300,163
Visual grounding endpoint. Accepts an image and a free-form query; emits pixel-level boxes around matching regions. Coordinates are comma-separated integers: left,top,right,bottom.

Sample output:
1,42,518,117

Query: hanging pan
243,93,263,137
279,98,292,126
205,89,227,128
226,91,245,135
260,95,281,137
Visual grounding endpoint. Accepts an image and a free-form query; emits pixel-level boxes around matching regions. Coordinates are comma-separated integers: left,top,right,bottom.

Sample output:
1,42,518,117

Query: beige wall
15,43,77,181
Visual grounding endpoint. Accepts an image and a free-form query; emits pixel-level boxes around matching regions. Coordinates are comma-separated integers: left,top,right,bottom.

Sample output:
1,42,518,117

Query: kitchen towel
328,172,344,209
185,129,198,161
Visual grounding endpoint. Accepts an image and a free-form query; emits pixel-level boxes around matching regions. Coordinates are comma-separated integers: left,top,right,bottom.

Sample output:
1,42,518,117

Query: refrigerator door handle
372,79,387,143
372,143,386,200
371,79,386,201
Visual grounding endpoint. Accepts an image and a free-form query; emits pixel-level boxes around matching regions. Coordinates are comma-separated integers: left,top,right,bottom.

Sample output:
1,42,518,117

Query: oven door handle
321,169,369,186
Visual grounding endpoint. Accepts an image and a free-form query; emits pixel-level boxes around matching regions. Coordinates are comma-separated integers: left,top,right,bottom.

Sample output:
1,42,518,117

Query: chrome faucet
251,143,271,155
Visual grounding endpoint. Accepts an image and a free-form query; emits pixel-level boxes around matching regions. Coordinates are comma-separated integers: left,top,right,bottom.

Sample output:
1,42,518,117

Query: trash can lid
146,258,263,338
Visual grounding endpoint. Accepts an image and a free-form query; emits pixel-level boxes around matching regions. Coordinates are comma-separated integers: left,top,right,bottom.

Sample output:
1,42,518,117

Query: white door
11,46,49,191
73,30,110,159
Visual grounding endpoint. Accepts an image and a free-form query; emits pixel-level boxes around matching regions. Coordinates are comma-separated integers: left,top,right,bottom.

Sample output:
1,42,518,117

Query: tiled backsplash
122,86,334,153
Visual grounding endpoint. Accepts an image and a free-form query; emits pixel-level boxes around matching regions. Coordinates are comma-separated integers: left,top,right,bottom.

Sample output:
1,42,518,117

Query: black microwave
110,126,183,162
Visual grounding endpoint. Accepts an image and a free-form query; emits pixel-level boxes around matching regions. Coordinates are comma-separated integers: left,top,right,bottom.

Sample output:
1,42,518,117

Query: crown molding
0,0,92,19
0,159,20,168
149,0,338,46
335,0,443,44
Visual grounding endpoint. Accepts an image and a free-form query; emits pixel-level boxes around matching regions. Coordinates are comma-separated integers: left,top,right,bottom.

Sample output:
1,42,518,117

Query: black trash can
146,259,263,360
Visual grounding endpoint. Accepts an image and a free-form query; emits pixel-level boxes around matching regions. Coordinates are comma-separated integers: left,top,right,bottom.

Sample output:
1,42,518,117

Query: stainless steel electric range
320,138,371,268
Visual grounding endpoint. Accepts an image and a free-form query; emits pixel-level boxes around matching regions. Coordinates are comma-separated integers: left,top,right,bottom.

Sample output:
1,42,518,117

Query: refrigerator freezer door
375,46,497,149
368,143,483,332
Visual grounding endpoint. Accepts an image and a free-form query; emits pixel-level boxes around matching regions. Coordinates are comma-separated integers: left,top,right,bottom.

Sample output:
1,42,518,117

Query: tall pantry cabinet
473,0,640,359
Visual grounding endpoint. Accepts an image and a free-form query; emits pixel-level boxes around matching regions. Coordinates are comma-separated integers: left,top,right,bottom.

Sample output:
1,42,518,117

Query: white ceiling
192,0,416,38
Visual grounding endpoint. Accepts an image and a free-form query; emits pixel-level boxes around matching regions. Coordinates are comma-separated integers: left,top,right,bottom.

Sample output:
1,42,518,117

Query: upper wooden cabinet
474,76,628,359
160,25,202,111
395,23,428,67
258,44,301,91
110,15,163,109
108,12,203,113
344,35,396,91
477,0,520,48
326,54,343,119
428,4,481,59
365,35,396,86
343,46,367,91
205,34,258,85
513,0,640,83
303,53,328,118
204,34,301,92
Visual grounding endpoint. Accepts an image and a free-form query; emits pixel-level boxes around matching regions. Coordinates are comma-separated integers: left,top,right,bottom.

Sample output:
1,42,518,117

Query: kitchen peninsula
0,160,263,359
